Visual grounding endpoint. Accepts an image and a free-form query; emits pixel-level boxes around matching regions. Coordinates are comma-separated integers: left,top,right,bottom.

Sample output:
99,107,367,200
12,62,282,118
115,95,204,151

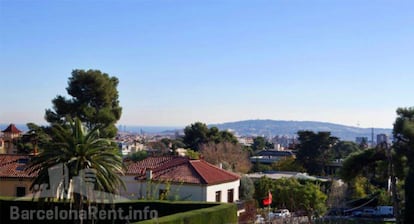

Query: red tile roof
129,156,240,185
189,160,240,185
0,154,37,178
2,124,22,134
125,156,176,175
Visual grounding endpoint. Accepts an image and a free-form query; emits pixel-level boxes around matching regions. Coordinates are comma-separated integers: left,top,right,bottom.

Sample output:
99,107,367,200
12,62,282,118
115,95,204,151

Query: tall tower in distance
377,133,389,145
0,124,22,154
371,127,375,147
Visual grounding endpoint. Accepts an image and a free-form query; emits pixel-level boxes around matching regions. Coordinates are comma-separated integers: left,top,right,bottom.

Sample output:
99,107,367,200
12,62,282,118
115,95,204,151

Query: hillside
2,120,393,142
210,119,392,141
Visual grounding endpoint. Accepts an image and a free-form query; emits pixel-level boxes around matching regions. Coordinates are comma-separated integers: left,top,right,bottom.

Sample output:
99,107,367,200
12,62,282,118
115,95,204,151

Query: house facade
122,156,240,203
0,154,35,197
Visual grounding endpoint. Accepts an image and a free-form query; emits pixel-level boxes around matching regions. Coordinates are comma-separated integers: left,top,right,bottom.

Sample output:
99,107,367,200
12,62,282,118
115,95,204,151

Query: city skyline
1,1,413,129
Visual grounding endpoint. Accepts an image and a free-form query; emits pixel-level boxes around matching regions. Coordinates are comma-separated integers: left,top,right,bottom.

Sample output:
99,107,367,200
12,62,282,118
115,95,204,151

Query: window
227,189,234,203
16,187,26,197
159,189,168,200
215,191,221,202
18,158,29,164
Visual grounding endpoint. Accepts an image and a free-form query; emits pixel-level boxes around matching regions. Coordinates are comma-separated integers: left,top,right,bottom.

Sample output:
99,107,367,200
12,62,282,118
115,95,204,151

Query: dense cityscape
2,1,413,224
0,70,413,224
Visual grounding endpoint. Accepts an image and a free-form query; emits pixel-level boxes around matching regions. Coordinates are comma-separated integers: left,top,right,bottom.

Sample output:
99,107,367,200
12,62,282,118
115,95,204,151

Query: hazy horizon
1,118,394,131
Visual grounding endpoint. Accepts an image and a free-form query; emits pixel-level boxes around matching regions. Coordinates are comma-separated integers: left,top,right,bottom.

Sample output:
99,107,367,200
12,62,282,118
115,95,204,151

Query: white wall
120,176,206,201
121,176,240,203
206,180,240,203
120,175,146,199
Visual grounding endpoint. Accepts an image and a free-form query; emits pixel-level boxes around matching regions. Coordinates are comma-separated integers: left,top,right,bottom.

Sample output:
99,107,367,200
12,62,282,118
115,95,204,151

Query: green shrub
136,203,237,224
0,198,236,224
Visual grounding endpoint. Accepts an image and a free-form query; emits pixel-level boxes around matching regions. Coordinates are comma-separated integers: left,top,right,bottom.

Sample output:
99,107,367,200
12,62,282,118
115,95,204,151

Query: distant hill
0,124,183,135
210,119,392,141
2,120,393,142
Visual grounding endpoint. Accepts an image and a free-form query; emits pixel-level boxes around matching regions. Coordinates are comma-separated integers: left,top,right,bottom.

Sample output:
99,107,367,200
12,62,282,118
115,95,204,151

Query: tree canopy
332,141,361,160
339,147,387,183
254,176,327,222
183,122,237,151
393,107,414,224
251,136,274,151
295,131,339,176
200,142,251,173
27,118,125,211
45,69,122,138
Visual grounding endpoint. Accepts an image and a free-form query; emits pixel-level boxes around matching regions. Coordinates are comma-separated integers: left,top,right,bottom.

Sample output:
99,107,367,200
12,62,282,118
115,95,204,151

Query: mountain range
210,119,392,141
1,120,393,142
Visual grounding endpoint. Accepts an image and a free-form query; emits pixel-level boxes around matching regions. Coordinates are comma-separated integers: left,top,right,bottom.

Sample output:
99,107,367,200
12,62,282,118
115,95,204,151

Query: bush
0,198,236,224
136,203,237,224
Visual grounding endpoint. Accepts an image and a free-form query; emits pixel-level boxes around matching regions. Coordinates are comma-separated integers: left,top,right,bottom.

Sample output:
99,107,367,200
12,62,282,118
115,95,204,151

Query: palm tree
28,117,125,213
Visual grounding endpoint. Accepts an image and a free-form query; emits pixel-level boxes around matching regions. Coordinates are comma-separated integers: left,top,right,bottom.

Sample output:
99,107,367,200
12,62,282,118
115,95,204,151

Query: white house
122,156,240,203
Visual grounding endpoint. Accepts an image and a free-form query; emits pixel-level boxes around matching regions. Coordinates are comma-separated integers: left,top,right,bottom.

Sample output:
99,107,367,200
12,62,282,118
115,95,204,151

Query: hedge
136,202,237,224
0,197,237,224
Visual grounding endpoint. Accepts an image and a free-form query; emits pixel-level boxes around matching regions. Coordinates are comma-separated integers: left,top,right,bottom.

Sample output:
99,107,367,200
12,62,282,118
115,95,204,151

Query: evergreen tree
45,69,122,138
393,107,414,224
295,131,338,176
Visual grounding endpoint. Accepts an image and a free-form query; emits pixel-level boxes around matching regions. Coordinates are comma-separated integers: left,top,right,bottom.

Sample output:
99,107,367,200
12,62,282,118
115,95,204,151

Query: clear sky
1,0,413,128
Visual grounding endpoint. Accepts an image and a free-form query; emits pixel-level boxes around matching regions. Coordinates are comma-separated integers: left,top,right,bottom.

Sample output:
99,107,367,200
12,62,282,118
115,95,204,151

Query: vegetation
254,176,327,223
128,151,149,162
200,142,251,173
251,136,274,151
393,107,414,224
45,69,122,138
137,202,237,224
27,118,125,213
185,149,200,160
239,176,255,200
0,197,234,224
332,141,361,160
16,122,51,154
251,160,272,173
336,107,414,224
271,156,305,172
295,131,339,176
182,122,237,151
340,147,387,183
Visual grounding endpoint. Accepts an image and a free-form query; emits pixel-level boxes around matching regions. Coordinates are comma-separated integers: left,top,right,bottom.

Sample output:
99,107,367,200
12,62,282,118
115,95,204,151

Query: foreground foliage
254,176,327,222
27,118,125,207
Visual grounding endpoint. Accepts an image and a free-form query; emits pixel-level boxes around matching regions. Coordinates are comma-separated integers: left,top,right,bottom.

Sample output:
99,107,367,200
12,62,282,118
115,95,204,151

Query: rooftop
127,156,240,185
2,124,22,134
245,171,329,182
0,154,36,178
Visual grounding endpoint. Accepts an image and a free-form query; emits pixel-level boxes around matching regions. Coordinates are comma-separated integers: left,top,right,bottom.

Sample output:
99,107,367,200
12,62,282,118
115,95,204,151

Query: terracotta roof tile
190,160,240,185
125,156,176,175
0,154,37,178
132,156,240,185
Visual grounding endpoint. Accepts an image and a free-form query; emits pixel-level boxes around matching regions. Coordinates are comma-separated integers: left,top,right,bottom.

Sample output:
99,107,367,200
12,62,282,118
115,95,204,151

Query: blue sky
0,0,413,128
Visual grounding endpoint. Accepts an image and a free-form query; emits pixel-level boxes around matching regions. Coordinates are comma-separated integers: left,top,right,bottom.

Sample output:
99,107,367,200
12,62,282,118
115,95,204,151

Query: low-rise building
0,154,35,197
245,171,330,182
250,150,294,164
123,156,240,203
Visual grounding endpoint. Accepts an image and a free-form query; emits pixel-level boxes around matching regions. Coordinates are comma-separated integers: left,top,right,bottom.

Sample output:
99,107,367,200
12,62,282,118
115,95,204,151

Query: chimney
219,163,223,169
146,169,153,180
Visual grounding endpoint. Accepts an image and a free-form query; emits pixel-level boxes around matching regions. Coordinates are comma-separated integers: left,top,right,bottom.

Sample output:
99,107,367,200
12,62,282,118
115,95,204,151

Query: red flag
262,191,272,206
